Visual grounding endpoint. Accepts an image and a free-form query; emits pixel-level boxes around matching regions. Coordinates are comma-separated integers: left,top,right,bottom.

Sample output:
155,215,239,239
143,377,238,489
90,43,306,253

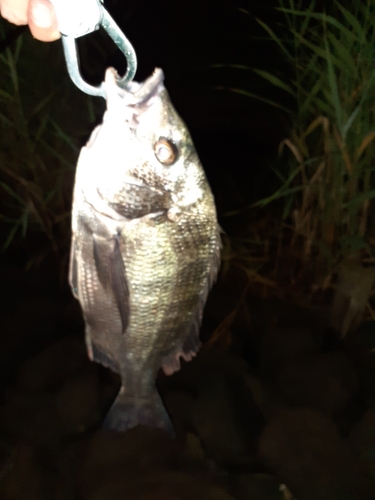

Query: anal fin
161,326,201,376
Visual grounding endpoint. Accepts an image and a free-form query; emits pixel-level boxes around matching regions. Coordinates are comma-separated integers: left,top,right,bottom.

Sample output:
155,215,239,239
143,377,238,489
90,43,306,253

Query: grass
0,20,103,267
213,0,375,306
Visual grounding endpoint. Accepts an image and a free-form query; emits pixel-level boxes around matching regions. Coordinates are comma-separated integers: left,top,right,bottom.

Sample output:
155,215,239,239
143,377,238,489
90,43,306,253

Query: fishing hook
50,0,137,98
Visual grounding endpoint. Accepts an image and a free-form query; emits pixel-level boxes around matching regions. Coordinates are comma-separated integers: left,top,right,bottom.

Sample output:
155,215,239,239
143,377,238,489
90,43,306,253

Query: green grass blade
21,209,28,238
328,33,356,74
0,181,26,206
334,2,366,43
210,65,295,95
214,86,293,113
342,106,360,139
6,48,19,94
29,90,58,119
252,185,304,207
278,8,358,43
324,36,343,133
251,69,295,94
255,17,293,61
2,222,21,251
50,119,79,151
345,189,375,209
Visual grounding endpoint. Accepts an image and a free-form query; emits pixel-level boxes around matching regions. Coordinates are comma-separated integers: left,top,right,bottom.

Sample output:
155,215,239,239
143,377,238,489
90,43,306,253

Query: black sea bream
69,68,220,433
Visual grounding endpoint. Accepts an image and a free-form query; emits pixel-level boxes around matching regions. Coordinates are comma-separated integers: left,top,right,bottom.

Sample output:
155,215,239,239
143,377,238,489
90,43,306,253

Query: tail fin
103,388,174,435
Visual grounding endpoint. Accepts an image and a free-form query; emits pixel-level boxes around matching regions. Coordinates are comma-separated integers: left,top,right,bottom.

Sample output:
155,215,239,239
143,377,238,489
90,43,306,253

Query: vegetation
218,0,375,304
0,21,102,266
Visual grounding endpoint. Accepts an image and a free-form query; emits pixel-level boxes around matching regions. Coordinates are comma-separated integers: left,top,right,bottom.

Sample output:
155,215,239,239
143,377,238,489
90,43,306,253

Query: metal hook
50,0,137,98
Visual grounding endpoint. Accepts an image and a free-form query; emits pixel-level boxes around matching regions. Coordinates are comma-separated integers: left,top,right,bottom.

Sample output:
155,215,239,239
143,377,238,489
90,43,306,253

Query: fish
69,67,221,434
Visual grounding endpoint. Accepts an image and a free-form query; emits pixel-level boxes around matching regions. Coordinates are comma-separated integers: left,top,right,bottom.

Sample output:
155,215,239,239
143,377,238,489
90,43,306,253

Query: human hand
0,0,60,41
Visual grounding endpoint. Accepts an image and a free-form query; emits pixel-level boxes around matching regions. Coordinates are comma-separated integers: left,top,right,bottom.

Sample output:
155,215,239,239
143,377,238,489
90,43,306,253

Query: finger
28,0,60,41
0,0,29,25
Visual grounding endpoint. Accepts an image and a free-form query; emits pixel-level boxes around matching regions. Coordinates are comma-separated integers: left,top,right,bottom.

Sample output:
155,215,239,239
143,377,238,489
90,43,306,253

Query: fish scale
69,67,220,434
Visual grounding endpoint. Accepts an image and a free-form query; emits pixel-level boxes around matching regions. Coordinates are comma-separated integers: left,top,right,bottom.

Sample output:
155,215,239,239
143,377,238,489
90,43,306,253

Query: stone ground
0,255,374,500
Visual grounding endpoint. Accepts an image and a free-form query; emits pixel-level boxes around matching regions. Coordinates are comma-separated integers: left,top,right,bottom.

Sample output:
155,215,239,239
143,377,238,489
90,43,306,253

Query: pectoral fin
93,233,129,334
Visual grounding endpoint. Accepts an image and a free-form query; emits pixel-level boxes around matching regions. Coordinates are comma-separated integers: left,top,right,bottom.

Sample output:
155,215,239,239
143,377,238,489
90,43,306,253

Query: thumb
28,0,60,41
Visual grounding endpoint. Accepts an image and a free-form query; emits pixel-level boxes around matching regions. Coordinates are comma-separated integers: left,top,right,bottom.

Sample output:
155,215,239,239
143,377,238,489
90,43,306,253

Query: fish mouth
124,68,165,104
105,68,165,107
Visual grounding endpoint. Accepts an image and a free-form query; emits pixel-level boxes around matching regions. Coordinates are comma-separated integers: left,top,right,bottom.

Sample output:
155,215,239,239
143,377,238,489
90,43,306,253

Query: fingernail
30,2,52,28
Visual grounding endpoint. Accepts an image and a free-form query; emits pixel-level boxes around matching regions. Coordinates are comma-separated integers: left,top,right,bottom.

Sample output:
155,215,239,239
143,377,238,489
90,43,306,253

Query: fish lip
107,68,165,106
126,68,165,104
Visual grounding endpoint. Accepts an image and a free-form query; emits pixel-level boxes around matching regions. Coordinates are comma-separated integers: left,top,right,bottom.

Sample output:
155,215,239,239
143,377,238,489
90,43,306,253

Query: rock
259,407,372,500
0,394,61,497
185,433,206,461
163,349,255,437
348,408,375,487
247,296,329,340
344,322,375,402
82,471,235,500
160,342,228,393
55,369,101,435
17,336,89,393
163,390,195,437
233,473,284,500
80,428,235,500
220,350,253,380
0,297,63,378
277,352,359,417
244,373,287,420
191,370,262,467
0,394,60,452
258,326,321,381
330,259,375,338
55,437,91,500
0,440,52,500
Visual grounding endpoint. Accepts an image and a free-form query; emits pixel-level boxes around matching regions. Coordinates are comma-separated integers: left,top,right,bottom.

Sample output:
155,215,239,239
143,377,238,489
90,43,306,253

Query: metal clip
50,0,137,98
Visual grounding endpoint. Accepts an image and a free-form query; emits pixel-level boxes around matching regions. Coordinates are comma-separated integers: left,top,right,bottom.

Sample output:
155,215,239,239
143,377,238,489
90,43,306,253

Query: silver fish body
69,68,220,433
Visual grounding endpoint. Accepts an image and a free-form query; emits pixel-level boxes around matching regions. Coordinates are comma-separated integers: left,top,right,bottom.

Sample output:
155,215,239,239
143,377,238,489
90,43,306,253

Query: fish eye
154,138,178,166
